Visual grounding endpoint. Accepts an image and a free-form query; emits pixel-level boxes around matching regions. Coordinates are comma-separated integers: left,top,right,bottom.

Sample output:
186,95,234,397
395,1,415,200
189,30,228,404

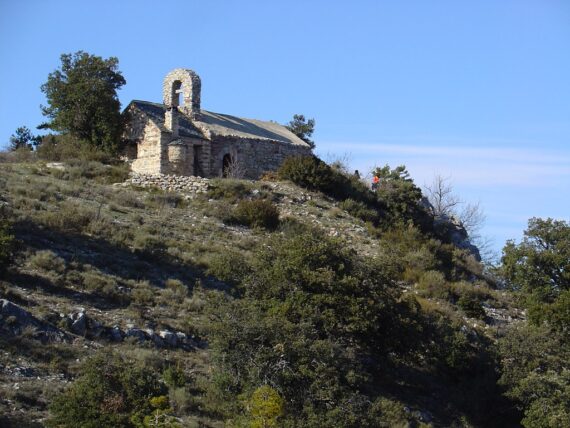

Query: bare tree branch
424,174,461,218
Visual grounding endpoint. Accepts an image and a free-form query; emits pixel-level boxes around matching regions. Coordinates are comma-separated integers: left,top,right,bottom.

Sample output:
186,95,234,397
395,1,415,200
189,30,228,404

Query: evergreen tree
285,114,315,149
40,51,126,153
9,126,41,151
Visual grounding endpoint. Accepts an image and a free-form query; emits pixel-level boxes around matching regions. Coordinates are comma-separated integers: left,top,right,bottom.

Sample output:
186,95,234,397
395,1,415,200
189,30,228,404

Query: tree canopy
501,217,570,330
40,51,126,153
285,114,316,149
372,164,429,228
9,126,41,151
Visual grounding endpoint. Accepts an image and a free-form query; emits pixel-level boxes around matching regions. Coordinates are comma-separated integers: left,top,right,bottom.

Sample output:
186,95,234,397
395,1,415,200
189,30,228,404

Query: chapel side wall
210,136,312,179
130,120,163,175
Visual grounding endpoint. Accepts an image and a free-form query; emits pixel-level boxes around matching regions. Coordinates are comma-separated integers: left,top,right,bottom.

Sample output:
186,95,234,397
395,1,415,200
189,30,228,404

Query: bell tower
163,68,201,120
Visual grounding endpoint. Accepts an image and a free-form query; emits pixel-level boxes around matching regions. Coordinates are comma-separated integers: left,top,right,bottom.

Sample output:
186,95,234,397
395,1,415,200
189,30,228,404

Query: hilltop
0,155,529,427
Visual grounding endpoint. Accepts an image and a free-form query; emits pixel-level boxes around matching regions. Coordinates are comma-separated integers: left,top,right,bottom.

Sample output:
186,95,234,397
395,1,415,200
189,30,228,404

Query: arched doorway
222,154,233,178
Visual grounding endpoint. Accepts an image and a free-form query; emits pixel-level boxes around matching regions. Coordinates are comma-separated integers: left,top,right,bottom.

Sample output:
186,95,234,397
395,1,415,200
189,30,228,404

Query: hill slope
0,160,524,427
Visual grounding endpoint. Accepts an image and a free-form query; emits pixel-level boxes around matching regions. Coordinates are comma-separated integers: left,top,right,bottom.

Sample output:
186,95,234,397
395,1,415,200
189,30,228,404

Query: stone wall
209,136,312,178
130,121,163,174
126,173,209,193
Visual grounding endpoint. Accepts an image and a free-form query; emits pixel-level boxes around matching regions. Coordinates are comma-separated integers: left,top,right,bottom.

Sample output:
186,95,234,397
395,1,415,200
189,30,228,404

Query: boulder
159,330,178,347
0,299,36,327
69,312,87,336
125,327,147,341
110,325,123,342
0,299,68,342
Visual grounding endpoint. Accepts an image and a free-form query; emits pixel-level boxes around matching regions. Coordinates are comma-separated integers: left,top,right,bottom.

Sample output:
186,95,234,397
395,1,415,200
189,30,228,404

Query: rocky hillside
0,158,527,427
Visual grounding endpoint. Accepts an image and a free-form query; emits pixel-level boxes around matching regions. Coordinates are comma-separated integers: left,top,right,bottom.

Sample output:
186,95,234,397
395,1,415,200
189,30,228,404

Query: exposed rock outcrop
0,299,68,343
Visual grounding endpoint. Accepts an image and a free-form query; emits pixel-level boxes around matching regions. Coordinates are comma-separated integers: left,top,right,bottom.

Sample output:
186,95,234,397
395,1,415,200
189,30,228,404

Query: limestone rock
0,299,68,342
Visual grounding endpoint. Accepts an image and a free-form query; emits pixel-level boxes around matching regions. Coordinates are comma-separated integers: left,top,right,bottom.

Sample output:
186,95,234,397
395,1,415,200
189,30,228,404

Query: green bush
403,247,438,282
206,251,252,287
132,231,167,257
36,200,94,234
208,178,252,202
206,228,421,424
278,155,377,207
81,270,116,292
371,164,432,230
163,366,186,388
29,250,66,274
164,279,187,298
498,324,570,428
0,215,14,272
457,293,486,319
144,193,185,209
48,352,167,427
37,134,113,163
417,270,449,299
338,198,380,224
131,280,155,306
278,155,335,193
248,385,284,428
231,199,280,230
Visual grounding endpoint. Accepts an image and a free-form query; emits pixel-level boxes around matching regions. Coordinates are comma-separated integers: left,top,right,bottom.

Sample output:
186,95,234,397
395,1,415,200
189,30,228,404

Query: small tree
40,51,126,153
501,217,570,329
9,126,41,151
285,114,315,149
249,385,284,428
424,175,491,262
424,174,460,218
372,164,426,227
48,352,166,427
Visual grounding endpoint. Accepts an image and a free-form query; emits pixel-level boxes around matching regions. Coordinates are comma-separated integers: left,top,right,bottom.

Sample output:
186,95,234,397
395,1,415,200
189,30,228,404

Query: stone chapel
123,68,312,178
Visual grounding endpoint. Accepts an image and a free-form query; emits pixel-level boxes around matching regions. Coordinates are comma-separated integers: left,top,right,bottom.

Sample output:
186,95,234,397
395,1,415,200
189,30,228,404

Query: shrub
231,199,280,230
54,160,130,184
417,270,449,299
206,251,251,287
165,279,187,298
498,324,570,428
29,250,66,274
370,397,412,427
48,352,166,427
82,271,116,292
163,366,186,388
37,134,113,163
371,164,432,230
0,215,14,272
206,229,420,424
403,247,438,282
278,155,335,193
339,198,380,224
36,201,94,234
132,231,167,257
169,387,194,414
208,178,252,202
457,292,486,319
279,156,380,218
248,385,284,428
144,193,185,209
131,280,155,306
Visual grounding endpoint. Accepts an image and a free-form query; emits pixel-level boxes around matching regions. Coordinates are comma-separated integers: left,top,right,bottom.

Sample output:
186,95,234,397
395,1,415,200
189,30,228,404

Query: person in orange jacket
372,175,380,190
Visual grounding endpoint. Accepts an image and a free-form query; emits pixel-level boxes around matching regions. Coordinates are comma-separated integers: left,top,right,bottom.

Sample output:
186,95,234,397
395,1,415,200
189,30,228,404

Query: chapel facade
123,68,312,178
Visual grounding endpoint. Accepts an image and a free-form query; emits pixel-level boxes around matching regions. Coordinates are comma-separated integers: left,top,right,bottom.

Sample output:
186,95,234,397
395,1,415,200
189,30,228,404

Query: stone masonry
123,68,312,179
124,173,209,193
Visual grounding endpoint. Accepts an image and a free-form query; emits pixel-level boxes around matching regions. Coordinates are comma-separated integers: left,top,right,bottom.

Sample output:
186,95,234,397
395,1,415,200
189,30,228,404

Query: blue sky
1,0,569,256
